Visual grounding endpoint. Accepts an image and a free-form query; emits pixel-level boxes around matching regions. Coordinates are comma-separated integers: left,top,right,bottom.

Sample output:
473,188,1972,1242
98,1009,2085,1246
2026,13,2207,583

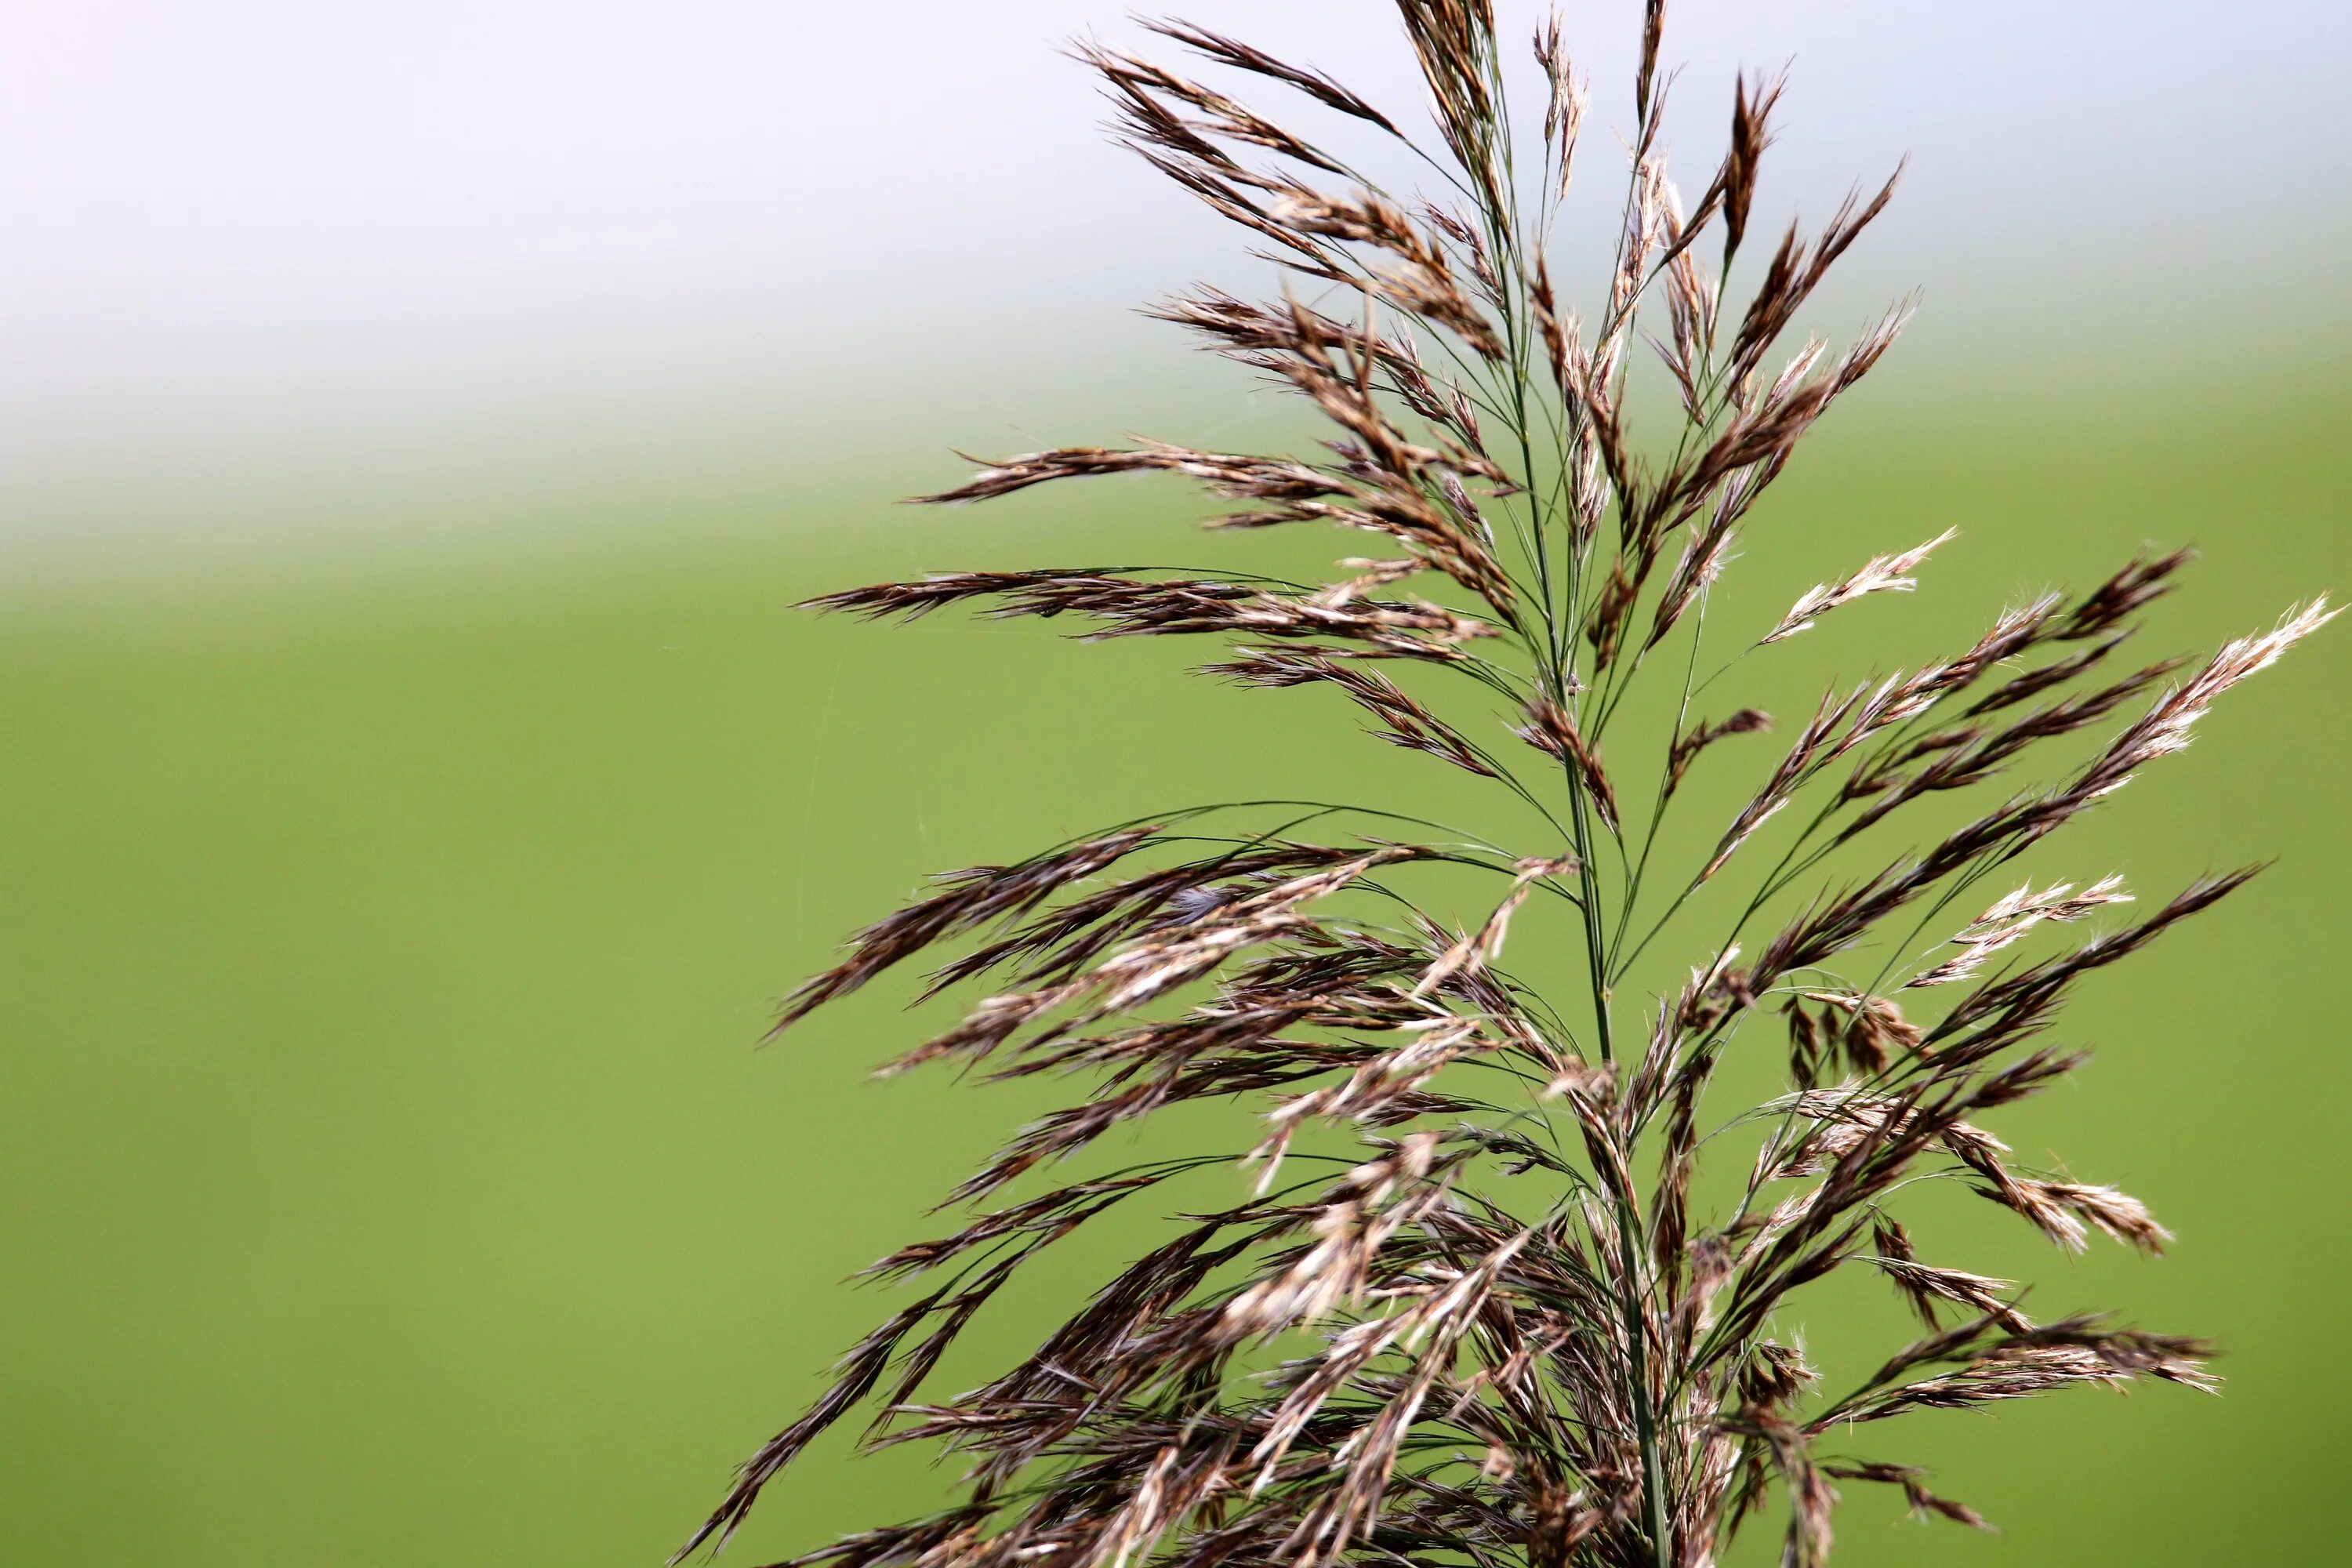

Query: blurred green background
4,342,2347,1567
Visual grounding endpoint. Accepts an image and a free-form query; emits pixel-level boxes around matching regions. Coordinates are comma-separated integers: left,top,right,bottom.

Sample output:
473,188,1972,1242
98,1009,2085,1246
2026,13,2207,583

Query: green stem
1552,710,1670,1566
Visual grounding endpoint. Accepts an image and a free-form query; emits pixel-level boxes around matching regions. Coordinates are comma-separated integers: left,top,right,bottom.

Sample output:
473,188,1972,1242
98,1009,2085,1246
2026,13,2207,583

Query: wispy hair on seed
678,5,2327,1566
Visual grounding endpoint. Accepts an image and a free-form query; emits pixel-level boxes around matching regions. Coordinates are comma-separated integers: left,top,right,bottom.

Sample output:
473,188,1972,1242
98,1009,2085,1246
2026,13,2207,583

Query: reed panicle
679,6,2325,1565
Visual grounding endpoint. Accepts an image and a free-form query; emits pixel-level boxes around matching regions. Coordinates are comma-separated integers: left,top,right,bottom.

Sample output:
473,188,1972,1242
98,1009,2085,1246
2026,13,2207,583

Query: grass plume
678,5,2326,1565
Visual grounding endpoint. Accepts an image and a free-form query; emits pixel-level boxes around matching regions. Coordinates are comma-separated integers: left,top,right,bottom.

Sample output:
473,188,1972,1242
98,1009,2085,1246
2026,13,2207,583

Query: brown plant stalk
677,5,2327,1566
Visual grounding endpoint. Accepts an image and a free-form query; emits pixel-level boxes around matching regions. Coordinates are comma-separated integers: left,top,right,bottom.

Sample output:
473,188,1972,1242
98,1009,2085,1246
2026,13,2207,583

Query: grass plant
679,6,2327,1564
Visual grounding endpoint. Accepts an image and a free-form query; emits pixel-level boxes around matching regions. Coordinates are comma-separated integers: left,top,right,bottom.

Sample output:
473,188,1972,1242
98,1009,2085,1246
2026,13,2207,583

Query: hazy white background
4,1,2345,574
